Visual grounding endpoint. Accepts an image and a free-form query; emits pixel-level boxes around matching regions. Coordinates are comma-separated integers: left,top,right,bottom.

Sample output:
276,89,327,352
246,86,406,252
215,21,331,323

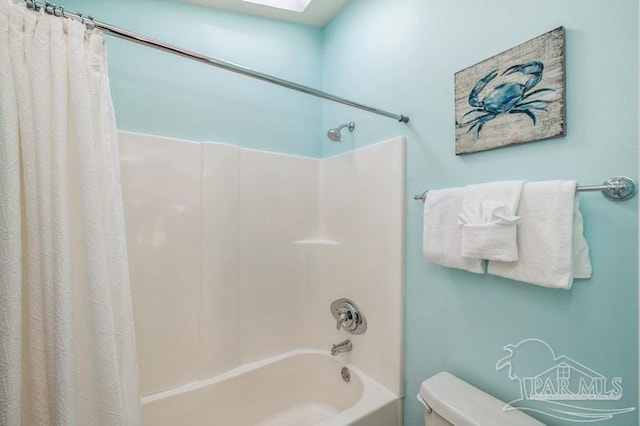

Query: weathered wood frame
455,27,565,155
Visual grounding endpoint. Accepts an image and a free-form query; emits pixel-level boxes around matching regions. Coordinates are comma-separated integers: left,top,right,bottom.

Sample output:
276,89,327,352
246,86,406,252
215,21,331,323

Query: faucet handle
330,298,367,335
336,310,348,330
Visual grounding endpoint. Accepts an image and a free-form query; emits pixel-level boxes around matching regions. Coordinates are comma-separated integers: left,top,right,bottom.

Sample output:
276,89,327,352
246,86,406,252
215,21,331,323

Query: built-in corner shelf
293,239,342,246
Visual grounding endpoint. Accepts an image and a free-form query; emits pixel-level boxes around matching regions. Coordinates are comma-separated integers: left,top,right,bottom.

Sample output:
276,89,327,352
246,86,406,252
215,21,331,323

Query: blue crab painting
456,61,556,136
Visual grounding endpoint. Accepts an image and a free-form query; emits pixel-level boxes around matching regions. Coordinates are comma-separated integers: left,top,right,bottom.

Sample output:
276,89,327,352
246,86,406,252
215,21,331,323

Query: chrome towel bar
414,176,637,202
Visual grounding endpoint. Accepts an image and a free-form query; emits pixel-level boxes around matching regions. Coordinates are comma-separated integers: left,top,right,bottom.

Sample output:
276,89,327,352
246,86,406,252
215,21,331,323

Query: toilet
417,372,544,425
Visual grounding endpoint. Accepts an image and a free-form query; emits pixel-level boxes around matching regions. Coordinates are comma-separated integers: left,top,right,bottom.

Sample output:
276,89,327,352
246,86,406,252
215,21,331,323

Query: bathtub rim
142,348,396,403
140,348,401,425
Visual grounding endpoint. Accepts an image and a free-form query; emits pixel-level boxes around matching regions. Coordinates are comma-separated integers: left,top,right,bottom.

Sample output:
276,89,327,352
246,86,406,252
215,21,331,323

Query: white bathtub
141,350,401,426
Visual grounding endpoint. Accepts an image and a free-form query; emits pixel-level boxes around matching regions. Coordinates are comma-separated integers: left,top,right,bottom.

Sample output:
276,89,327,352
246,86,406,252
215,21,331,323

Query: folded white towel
423,188,484,274
459,181,525,262
487,180,592,289
460,221,520,262
463,180,526,213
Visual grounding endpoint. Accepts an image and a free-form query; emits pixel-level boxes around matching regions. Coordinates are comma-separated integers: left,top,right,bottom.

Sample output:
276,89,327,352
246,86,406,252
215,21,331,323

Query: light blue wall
58,0,324,157
322,1,638,425
52,1,638,424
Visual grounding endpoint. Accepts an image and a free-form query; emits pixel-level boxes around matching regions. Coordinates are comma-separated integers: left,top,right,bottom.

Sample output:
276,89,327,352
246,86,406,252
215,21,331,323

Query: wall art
455,27,565,155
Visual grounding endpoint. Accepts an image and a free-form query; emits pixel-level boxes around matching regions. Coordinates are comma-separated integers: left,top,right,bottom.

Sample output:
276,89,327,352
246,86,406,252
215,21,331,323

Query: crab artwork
456,61,555,137
453,27,565,155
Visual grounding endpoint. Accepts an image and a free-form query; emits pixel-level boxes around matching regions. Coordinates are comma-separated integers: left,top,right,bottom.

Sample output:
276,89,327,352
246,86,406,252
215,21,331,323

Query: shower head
327,121,355,142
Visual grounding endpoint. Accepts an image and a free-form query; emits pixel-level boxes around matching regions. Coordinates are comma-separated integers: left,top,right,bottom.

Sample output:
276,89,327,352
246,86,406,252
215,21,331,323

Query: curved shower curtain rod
24,0,410,124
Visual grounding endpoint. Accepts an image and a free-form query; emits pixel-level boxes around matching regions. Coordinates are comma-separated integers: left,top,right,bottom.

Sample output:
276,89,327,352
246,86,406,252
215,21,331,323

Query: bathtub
141,350,401,426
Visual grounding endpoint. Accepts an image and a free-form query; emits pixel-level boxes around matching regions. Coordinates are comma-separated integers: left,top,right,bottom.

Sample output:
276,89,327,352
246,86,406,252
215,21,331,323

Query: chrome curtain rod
25,0,410,124
414,176,638,202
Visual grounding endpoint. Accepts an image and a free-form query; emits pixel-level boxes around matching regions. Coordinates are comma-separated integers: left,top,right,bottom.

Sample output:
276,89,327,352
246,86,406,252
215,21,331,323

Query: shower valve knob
330,298,367,335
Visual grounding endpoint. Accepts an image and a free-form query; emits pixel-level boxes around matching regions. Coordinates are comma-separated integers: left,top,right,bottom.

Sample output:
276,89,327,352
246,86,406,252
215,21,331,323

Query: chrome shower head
327,121,355,142
327,128,342,142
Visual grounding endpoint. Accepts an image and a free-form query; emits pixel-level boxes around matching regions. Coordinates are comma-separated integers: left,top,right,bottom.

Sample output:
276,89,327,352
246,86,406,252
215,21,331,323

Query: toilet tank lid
419,372,544,426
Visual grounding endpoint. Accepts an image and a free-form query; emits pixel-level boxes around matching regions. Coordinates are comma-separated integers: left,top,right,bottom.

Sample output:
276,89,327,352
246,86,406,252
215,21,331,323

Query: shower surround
118,132,405,425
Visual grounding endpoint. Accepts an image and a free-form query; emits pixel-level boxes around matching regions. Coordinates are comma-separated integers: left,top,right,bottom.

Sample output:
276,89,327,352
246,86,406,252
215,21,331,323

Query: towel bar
413,176,637,202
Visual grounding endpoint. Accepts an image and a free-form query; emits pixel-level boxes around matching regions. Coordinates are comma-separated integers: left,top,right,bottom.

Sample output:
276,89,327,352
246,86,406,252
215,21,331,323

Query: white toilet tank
418,372,544,426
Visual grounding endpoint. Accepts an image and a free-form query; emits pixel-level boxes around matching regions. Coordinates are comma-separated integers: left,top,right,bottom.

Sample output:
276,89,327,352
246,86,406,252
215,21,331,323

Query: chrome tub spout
331,339,352,356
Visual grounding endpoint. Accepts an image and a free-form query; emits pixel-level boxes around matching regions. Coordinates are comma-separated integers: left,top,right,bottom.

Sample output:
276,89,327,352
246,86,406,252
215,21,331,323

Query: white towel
423,188,484,274
572,197,592,279
459,181,525,261
487,180,592,289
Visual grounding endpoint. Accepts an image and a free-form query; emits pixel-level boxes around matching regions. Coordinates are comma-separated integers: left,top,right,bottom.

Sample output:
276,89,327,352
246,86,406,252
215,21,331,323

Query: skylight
242,0,313,13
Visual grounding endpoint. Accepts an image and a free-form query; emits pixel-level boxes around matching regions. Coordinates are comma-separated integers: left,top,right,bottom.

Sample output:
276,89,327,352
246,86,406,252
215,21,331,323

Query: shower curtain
0,2,140,425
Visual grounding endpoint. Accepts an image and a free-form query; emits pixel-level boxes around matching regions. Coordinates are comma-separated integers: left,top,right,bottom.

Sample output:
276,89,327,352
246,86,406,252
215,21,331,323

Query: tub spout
331,339,352,356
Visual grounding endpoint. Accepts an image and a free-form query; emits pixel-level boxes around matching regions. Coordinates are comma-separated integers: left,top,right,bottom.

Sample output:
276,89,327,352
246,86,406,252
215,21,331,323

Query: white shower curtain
0,1,140,425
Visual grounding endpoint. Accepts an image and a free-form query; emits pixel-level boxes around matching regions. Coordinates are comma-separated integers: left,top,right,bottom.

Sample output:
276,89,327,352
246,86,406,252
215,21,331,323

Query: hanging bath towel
487,180,592,289
423,187,485,274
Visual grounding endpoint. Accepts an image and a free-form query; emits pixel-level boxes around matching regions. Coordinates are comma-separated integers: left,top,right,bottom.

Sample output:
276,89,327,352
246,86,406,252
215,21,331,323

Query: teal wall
54,0,638,425
59,0,324,157
322,1,638,425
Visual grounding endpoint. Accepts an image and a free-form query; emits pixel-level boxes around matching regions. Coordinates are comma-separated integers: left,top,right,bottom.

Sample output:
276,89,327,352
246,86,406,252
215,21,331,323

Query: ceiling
181,0,350,28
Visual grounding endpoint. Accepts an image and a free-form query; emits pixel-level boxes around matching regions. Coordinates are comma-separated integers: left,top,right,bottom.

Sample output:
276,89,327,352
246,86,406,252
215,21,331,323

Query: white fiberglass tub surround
120,132,405,426
142,350,400,426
